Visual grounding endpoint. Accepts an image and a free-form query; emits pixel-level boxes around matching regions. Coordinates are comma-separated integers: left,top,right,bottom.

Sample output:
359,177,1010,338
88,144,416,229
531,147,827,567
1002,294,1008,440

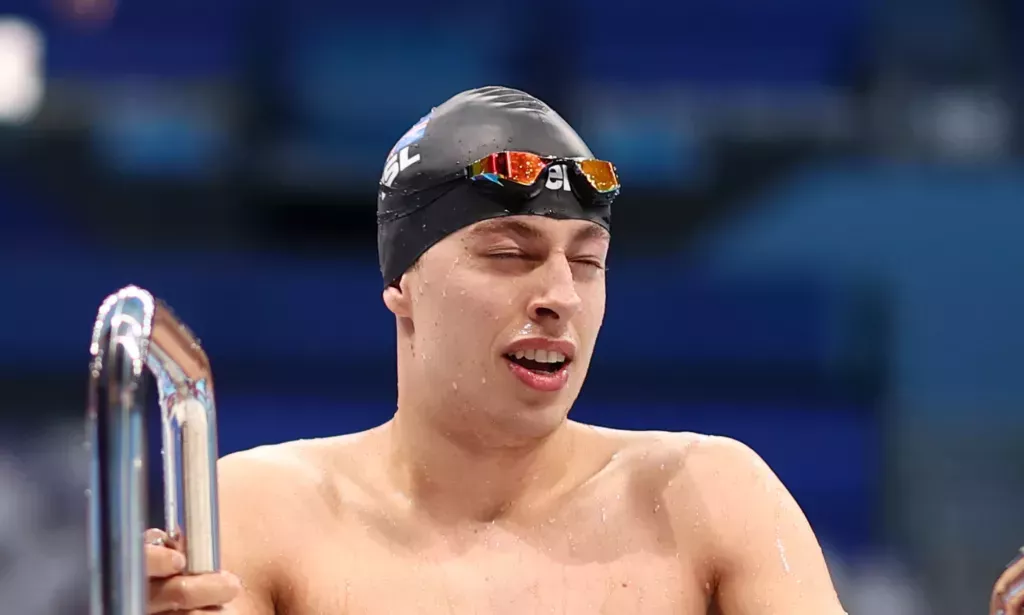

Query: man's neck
385,407,579,524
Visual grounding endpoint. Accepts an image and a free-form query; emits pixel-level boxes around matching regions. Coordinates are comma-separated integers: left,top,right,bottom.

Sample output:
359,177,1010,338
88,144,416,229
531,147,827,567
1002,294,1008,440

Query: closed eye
573,258,606,270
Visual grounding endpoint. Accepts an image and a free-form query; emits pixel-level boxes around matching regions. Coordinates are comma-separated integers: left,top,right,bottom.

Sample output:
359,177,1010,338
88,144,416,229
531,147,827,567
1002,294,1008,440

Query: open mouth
504,349,570,374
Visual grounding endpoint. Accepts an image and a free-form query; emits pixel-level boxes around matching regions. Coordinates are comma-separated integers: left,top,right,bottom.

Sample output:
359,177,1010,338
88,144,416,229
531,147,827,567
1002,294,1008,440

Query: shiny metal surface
86,285,221,615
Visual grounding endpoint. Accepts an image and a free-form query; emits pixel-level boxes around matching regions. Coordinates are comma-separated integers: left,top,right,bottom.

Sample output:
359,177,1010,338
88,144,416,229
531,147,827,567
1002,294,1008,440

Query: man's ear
382,275,412,318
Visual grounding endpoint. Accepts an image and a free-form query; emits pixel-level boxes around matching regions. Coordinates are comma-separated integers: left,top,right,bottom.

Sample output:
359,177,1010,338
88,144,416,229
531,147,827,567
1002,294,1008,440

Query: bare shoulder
216,440,335,558
217,432,373,521
219,438,336,502
213,434,368,610
594,427,842,612
584,424,766,486
653,431,776,487
596,428,843,613
648,433,793,525
585,425,792,538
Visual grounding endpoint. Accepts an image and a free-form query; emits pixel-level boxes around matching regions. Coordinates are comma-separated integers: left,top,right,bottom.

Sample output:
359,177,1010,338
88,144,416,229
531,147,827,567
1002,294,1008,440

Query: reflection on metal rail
86,285,221,615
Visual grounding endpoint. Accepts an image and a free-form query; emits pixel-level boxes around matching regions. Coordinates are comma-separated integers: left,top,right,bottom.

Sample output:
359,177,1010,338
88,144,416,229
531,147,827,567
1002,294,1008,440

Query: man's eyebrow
465,218,545,242
571,224,610,244
465,219,609,246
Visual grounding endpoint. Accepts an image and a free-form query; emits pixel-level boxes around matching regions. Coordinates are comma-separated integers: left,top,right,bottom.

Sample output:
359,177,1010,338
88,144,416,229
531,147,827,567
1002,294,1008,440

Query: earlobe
382,278,412,318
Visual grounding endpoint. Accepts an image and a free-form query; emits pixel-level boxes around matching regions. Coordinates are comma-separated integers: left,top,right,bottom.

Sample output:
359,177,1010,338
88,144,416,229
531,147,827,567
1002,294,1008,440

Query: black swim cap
376,86,613,286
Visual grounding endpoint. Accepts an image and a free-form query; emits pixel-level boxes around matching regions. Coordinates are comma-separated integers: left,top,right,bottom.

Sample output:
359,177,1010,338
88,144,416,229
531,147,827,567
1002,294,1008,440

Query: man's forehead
463,216,610,243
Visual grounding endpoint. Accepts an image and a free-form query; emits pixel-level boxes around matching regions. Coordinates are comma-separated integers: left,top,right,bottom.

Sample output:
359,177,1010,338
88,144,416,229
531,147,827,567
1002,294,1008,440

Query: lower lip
505,358,570,392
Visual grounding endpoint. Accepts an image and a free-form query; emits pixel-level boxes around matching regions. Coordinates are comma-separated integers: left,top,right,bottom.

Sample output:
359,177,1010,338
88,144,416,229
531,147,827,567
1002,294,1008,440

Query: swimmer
992,547,1024,615
144,86,847,614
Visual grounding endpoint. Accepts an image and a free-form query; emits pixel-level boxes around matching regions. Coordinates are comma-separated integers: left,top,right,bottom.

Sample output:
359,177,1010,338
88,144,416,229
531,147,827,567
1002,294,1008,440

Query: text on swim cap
545,164,573,191
381,146,421,188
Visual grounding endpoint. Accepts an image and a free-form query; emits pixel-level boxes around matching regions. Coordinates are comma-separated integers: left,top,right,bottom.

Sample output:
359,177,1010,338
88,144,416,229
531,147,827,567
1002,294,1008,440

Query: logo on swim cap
389,113,431,155
544,164,573,192
380,146,421,188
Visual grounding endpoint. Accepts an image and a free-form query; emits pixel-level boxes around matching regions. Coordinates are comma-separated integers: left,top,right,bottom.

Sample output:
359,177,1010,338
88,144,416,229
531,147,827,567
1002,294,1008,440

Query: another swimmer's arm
215,454,281,615
701,438,847,615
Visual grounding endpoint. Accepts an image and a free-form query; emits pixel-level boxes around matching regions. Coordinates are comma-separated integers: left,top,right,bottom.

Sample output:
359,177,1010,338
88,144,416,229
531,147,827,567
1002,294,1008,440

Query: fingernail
171,552,186,571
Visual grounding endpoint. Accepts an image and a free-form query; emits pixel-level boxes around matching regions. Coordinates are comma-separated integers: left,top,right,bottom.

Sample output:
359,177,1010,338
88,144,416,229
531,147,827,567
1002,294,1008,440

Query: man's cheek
464,299,505,323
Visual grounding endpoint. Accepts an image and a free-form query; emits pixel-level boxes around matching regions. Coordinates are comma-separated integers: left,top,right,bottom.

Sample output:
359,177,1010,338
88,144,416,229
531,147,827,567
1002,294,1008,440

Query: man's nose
526,256,582,326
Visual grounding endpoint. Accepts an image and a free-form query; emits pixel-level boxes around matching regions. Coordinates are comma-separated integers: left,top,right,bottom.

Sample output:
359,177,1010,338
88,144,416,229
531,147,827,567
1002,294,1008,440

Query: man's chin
490,410,569,445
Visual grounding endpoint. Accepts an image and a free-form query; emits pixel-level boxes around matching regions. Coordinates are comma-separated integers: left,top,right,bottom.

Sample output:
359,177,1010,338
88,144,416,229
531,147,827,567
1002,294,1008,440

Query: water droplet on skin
601,508,607,523
515,322,539,337
776,537,791,573
440,257,460,299
481,377,487,384
451,381,458,391
659,463,666,471
653,503,661,513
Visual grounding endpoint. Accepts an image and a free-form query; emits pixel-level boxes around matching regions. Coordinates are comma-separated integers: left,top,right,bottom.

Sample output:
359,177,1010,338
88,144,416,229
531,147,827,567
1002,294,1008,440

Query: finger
145,543,187,578
148,571,241,613
993,549,1024,614
143,528,181,551
144,528,169,544
996,549,1024,596
1003,571,1024,615
993,594,1005,615
143,528,166,541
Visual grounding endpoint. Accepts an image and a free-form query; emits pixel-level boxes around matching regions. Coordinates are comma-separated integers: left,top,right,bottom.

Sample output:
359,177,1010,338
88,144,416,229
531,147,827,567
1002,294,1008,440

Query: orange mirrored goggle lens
469,152,546,186
576,159,619,193
468,152,619,193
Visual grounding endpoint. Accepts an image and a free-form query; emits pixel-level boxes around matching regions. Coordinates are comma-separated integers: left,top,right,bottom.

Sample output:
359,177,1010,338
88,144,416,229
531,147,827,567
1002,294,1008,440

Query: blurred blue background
0,0,1021,613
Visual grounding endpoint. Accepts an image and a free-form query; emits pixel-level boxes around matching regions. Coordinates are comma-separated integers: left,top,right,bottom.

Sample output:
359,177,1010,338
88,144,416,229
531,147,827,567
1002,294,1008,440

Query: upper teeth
512,349,566,363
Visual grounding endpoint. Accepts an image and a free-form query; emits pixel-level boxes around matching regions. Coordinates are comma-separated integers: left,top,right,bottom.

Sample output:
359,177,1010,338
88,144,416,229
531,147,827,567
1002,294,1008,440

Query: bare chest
279,524,711,615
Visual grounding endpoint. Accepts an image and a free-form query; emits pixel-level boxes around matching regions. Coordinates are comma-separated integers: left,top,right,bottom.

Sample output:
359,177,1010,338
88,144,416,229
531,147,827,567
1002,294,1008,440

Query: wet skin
144,216,846,614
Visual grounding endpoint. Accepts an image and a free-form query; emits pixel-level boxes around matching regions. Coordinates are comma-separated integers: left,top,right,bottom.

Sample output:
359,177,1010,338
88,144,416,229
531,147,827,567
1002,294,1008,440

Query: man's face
391,215,609,439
